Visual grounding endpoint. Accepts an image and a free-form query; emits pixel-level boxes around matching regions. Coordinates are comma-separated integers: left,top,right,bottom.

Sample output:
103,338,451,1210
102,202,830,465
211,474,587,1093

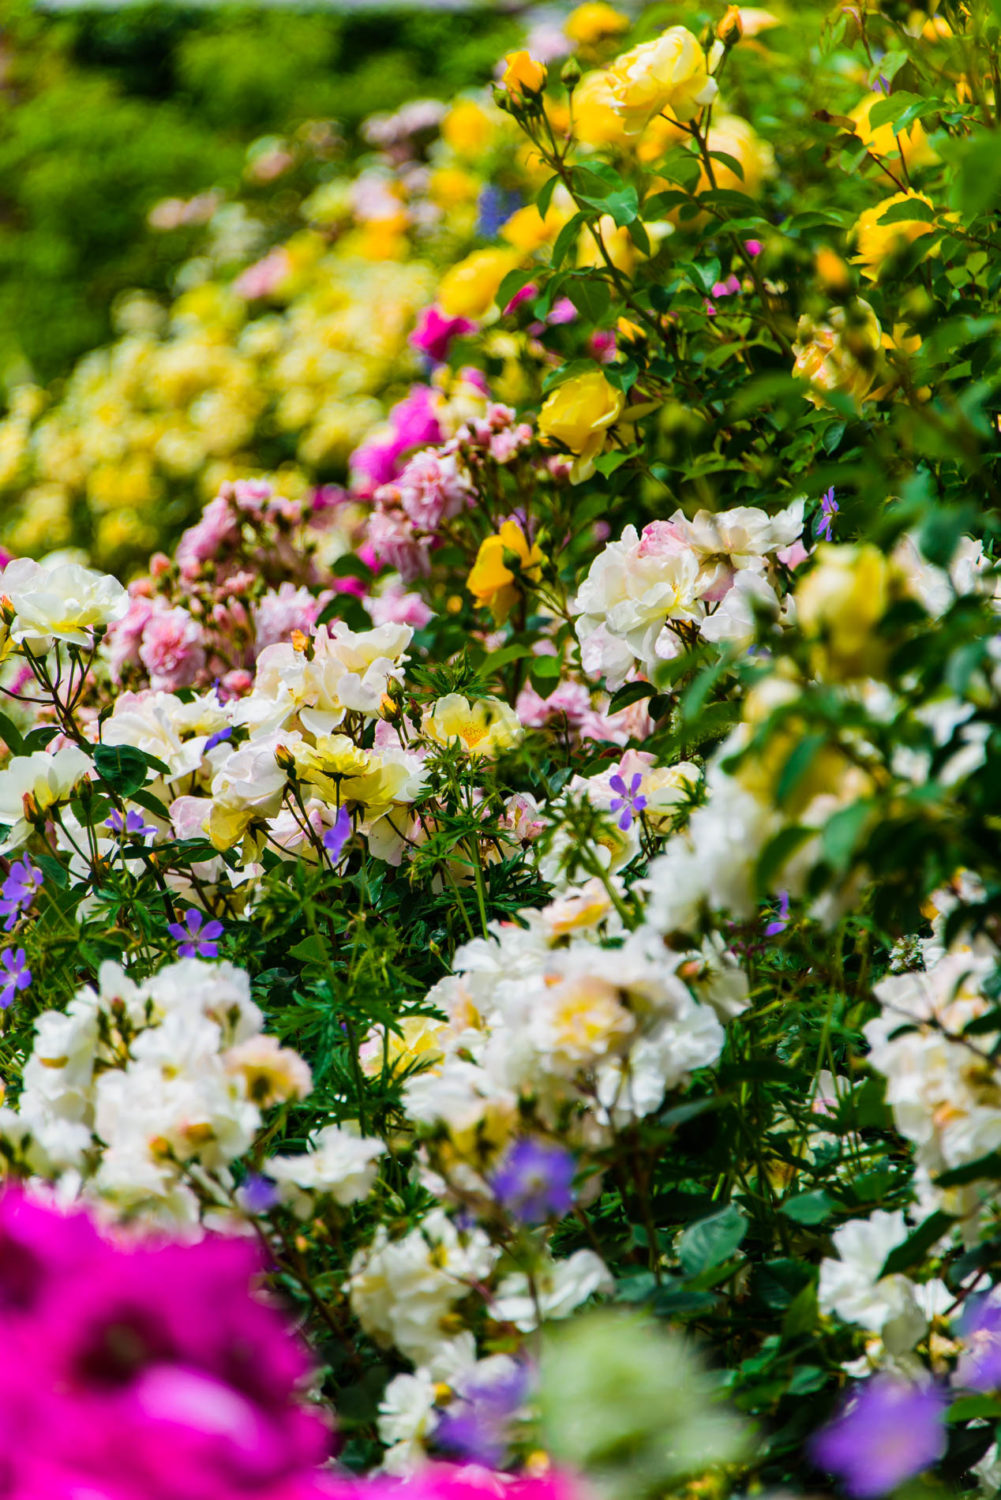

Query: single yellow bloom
467,518,545,622
502,50,548,98
442,99,496,159
852,192,937,281
565,2,629,46
438,248,520,319
537,368,624,482
423,693,523,758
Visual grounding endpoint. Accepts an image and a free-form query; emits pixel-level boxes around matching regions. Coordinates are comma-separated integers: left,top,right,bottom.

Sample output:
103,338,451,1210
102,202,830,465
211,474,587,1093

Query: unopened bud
717,4,743,43
561,55,582,89
492,84,512,112
274,744,296,773
290,629,308,653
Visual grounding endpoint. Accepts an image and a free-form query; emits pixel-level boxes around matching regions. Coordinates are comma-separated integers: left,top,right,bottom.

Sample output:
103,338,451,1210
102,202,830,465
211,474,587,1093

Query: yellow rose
566,2,629,46
606,27,717,136
795,543,900,680
500,202,568,254
438,248,520,319
423,693,523,757
502,50,547,99
467,518,545,622
537,368,624,482
792,300,885,410
442,99,497,159
852,192,937,281
572,69,634,148
849,94,938,167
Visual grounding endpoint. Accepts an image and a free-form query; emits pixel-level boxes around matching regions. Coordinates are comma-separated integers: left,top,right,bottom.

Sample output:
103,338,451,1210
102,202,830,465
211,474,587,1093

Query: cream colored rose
607,27,717,136
2,557,128,648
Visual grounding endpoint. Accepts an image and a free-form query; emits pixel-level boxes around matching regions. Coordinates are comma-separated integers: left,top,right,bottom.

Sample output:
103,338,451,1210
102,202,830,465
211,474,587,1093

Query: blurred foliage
0,0,517,380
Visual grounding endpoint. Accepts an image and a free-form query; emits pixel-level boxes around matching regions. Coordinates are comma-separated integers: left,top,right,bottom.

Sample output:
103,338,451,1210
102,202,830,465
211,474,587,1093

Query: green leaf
0,712,26,757
550,212,587,271
755,825,813,895
607,682,655,714
781,1190,835,1225
776,733,826,808
935,1150,1001,1188
93,744,164,796
821,801,871,872
879,1210,955,1277
678,1204,748,1276
536,174,560,218
877,196,936,226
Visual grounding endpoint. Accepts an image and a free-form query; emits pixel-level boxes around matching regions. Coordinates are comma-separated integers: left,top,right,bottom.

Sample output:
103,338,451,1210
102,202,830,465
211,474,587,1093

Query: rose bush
2,2,1001,1496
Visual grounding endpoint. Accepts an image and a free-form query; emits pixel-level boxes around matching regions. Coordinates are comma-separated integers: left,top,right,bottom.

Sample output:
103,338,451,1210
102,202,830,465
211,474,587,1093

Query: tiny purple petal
492,1138,575,1225
323,806,352,865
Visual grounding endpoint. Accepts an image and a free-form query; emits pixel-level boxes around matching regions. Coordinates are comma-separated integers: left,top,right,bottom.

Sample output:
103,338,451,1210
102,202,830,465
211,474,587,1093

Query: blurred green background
0,0,518,382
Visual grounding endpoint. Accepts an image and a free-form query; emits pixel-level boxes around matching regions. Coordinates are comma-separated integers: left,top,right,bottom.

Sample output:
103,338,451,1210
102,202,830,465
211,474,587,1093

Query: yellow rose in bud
537,368,624,482
852,192,937,281
795,543,902,680
606,27,717,136
566,2,629,46
424,693,523,757
467,518,545,622
438,248,520,319
442,99,497,159
502,50,548,98
849,94,938,166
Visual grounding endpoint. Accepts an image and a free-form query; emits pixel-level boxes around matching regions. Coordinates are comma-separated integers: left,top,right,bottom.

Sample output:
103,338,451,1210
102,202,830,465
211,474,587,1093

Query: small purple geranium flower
167,908,224,959
435,1361,532,1467
817,487,839,543
608,771,647,832
492,1138,576,1225
105,809,156,839
323,806,352,865
0,857,43,932
204,727,233,753
241,1173,281,1215
765,890,790,937
957,1296,1001,1391
809,1377,946,1498
0,948,31,1008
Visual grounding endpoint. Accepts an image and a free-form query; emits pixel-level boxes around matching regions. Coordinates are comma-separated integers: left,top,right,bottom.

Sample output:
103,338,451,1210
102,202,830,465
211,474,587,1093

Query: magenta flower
409,305,475,363
167,908,224,958
608,771,648,831
0,947,30,1008
809,1378,946,1497
0,1188,334,1499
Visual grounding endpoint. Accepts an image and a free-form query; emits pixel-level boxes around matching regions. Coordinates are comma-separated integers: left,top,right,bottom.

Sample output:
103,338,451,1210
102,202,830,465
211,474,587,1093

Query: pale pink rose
105,593,155,682
253,585,324,653
365,584,433,629
138,606,206,691
365,509,431,582
397,449,471,531
169,795,208,841
777,539,810,569
175,496,240,578
637,520,688,558
218,669,253,699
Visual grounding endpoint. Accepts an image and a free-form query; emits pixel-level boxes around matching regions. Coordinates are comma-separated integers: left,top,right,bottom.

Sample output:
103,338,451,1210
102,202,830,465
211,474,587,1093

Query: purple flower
765,890,790,937
167,908,224,959
203,726,233,753
322,806,352,865
105,809,156,840
435,1360,532,1468
241,1173,280,1215
491,1138,575,1225
957,1296,1001,1391
818,487,839,543
810,1378,946,1498
608,771,648,832
0,858,42,932
0,948,30,1008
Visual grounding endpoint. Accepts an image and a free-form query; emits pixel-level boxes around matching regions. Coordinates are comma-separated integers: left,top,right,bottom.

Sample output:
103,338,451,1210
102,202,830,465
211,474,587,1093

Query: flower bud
561,55,583,90
717,4,744,43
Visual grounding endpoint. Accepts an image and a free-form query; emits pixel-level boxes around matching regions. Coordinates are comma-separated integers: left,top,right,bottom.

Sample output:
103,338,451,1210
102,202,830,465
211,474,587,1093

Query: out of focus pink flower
234,249,294,300
410,306,475,362
138,605,206,691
